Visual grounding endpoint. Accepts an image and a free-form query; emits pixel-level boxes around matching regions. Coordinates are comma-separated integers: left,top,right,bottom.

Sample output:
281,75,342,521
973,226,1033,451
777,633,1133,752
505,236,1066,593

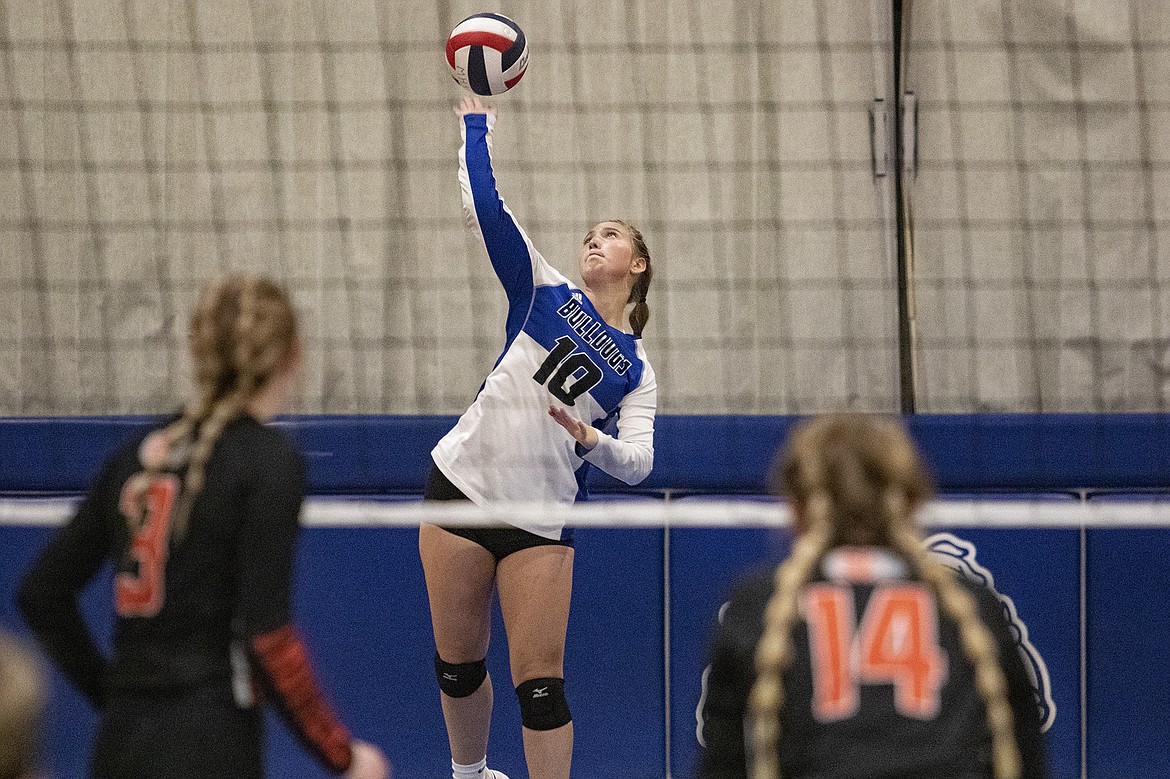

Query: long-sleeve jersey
17,415,354,774
698,546,1048,779
431,112,656,537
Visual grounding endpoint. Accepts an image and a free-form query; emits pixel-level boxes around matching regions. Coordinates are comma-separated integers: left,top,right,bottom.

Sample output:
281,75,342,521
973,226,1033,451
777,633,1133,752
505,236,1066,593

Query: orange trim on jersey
822,546,907,584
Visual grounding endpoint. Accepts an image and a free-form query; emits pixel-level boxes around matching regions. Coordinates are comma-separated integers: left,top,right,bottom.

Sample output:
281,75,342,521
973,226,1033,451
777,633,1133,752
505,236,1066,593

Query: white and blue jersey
432,113,656,538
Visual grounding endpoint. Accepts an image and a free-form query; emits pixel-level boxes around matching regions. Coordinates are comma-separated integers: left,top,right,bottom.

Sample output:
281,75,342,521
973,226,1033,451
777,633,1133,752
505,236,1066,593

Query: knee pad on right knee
434,653,488,698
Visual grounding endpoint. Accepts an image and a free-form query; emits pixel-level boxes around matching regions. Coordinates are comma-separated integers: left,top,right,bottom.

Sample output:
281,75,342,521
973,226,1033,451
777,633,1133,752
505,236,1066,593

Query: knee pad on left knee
515,677,572,731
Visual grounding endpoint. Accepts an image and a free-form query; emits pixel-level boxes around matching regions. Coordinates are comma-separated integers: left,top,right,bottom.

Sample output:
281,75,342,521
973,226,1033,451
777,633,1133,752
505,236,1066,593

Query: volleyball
446,13,529,96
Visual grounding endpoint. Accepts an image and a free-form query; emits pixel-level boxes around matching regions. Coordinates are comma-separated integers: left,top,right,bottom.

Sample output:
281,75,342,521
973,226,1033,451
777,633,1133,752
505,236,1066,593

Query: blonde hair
124,274,298,540
747,413,1021,779
0,632,46,779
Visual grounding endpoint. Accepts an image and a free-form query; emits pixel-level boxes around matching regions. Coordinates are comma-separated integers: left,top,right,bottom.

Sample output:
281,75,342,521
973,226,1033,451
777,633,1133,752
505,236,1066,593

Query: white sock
452,757,487,779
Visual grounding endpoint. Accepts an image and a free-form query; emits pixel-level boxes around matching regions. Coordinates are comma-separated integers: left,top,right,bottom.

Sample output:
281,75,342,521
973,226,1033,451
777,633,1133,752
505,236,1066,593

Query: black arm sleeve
16,461,117,708
975,587,1050,779
697,576,772,779
233,441,352,774
232,443,303,638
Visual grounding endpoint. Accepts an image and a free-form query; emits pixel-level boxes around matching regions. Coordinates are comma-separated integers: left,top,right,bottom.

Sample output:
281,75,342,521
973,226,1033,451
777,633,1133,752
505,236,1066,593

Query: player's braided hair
888,517,1023,779
609,219,652,336
747,413,1022,779
123,275,298,540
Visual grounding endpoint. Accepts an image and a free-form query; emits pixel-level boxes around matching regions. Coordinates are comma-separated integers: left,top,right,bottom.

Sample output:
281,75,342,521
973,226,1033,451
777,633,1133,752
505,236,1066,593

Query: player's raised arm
455,97,538,304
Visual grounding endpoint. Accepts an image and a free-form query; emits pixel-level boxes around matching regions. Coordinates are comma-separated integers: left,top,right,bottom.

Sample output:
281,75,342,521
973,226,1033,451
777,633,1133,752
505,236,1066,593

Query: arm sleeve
233,445,353,774
976,587,1051,779
581,365,656,485
697,593,760,779
16,461,116,708
459,112,538,312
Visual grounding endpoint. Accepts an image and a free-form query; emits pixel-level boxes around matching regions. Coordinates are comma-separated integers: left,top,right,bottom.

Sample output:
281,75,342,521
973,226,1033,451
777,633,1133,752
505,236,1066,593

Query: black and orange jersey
18,414,353,773
697,547,1048,779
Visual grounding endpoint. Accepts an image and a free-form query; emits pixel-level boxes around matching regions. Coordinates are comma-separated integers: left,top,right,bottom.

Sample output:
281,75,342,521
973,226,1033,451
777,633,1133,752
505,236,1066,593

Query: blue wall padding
0,525,667,779
2,414,1168,495
1085,526,1170,779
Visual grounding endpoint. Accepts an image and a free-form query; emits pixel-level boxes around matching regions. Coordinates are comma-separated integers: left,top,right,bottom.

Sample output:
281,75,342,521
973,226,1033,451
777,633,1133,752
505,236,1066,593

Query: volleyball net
5,494,1170,529
1,0,1166,420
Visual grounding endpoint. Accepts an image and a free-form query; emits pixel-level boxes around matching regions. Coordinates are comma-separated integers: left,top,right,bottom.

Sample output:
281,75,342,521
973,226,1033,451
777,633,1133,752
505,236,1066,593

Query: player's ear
279,337,305,377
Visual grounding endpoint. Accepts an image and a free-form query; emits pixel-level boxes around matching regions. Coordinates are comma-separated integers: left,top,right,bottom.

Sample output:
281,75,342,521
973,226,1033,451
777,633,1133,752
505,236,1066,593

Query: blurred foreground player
0,630,46,779
17,275,388,779
698,413,1047,779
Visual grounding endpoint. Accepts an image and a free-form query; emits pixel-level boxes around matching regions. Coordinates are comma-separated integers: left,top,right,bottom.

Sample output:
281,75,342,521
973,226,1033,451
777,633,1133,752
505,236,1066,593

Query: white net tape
3,498,1169,529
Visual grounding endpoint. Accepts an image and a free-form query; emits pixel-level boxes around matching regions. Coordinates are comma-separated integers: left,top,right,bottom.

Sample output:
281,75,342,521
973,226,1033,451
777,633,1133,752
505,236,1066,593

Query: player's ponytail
888,509,1022,779
747,490,831,779
613,220,652,336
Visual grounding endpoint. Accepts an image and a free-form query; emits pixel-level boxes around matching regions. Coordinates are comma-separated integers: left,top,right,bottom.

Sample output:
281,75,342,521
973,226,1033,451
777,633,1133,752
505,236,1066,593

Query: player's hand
454,94,495,118
549,406,599,451
345,740,390,779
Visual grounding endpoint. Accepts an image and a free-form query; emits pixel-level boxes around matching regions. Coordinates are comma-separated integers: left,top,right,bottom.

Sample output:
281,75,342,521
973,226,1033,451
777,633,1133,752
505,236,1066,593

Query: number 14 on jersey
804,582,948,722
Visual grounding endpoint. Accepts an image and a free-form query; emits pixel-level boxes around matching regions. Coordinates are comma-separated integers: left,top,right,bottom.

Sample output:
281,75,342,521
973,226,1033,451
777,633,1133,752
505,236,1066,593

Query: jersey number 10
533,336,603,405
803,582,948,722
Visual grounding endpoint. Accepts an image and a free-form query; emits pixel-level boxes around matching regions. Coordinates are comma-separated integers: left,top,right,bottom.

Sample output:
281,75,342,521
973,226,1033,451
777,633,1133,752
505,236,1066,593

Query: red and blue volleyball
446,13,529,96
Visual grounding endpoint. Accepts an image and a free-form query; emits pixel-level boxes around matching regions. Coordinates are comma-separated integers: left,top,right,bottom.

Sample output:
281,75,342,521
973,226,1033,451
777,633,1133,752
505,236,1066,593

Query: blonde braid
171,278,267,539
885,495,1022,779
170,276,296,540
747,489,832,779
118,285,228,535
0,632,45,779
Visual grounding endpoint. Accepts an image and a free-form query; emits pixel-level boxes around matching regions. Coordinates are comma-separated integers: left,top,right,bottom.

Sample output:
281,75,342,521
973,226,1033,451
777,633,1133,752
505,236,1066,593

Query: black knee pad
434,654,487,698
515,677,572,731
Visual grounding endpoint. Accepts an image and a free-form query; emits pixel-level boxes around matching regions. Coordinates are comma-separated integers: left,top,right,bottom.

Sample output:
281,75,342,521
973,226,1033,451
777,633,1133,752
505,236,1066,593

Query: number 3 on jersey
533,336,603,405
115,474,180,618
804,583,947,721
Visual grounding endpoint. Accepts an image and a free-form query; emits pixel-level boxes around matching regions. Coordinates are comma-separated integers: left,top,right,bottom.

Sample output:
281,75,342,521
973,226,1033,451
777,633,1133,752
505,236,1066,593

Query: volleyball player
698,413,1048,779
16,275,388,779
419,95,656,779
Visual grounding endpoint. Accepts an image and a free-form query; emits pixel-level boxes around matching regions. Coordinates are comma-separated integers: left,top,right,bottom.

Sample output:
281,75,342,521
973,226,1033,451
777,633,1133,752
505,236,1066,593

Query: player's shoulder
633,341,655,376
950,571,1013,630
101,416,178,477
221,415,305,471
723,564,780,626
